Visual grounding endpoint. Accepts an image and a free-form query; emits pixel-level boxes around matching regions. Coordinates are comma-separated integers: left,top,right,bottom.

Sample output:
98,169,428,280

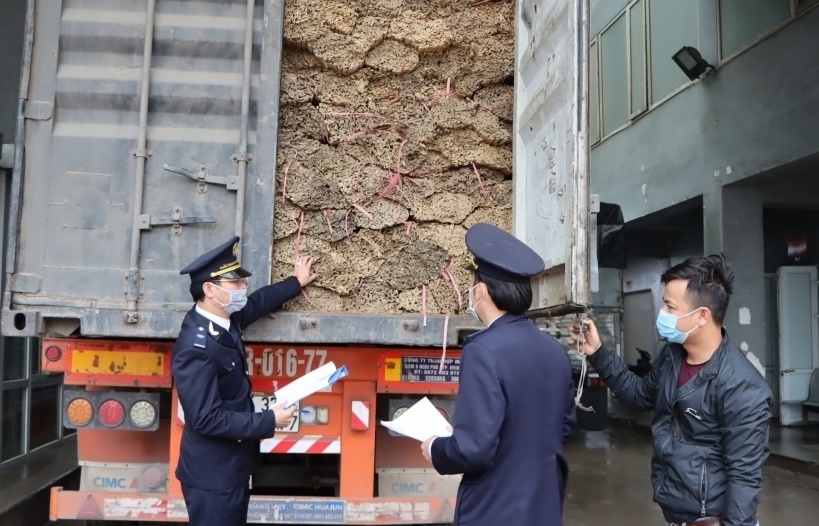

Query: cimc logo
391,482,424,494
92,477,128,489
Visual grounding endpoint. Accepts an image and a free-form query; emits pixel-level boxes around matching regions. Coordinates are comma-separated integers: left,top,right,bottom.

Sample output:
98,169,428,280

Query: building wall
590,3,819,374
590,0,630,36
718,187,766,365
590,6,819,222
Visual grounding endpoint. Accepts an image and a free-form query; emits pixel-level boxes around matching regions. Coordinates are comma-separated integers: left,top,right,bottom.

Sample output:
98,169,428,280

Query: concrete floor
565,428,819,526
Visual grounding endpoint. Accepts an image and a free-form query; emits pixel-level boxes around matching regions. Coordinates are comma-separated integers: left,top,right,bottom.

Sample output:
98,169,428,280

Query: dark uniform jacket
431,313,576,526
588,331,772,526
172,277,302,489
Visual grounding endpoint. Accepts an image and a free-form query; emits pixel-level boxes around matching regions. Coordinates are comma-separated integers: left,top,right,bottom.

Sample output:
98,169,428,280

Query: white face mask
211,283,248,314
467,284,483,323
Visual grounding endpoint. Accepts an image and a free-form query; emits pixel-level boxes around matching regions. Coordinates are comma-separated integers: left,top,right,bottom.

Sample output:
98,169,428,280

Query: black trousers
181,481,250,526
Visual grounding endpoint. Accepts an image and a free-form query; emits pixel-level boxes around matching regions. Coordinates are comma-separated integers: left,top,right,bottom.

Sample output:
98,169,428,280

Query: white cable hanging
573,313,595,412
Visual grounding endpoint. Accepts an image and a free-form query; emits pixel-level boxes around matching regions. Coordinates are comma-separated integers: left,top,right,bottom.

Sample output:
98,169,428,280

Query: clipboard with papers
380,397,453,442
275,362,349,408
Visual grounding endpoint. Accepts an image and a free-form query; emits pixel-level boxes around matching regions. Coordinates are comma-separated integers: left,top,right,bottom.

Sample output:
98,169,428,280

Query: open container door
513,0,596,316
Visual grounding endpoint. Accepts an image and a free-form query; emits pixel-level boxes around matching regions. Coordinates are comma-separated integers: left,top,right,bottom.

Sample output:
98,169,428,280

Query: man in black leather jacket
571,254,771,526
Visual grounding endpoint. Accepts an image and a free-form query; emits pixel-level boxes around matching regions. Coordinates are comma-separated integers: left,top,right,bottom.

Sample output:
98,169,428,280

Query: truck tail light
391,405,410,420
98,399,126,427
129,400,158,429
64,389,160,431
66,397,94,427
386,397,455,437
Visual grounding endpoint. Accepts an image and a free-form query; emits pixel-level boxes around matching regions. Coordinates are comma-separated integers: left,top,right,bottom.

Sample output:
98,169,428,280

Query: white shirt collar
485,313,504,328
195,305,231,330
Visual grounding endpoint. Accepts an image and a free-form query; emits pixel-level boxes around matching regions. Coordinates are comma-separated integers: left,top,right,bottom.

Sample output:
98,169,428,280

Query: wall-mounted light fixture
672,46,714,81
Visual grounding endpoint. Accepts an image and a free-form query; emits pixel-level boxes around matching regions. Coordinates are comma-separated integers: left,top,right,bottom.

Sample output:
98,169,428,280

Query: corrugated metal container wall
5,0,283,338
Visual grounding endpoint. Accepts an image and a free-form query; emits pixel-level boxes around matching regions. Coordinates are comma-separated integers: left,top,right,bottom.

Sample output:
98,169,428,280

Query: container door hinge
123,269,143,323
139,207,216,236
589,194,600,294
132,148,153,159
231,151,252,163
24,101,53,121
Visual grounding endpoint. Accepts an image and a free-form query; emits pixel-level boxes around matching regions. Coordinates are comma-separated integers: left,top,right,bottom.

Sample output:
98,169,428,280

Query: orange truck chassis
44,339,462,523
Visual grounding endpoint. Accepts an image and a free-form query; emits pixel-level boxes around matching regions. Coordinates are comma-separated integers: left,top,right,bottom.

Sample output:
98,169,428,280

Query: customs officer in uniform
172,236,317,525
422,223,577,526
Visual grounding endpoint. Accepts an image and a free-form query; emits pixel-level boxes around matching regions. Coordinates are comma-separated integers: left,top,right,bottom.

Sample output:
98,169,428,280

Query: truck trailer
2,0,597,522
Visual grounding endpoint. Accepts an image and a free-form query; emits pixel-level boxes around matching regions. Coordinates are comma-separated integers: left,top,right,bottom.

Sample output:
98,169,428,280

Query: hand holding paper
381,397,453,442
272,403,297,427
275,362,348,408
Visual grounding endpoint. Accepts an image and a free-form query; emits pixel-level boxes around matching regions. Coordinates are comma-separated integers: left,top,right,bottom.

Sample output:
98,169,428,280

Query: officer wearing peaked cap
421,223,577,526
172,236,317,526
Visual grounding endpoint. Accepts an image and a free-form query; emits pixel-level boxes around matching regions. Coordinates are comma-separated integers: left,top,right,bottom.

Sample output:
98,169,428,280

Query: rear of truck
3,0,596,523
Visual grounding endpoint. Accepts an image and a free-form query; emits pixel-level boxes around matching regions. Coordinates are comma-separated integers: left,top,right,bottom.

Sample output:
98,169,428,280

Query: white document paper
274,362,348,408
381,397,453,442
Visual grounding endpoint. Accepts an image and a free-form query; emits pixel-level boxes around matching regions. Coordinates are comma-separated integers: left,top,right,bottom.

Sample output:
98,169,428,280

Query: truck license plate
252,395,299,433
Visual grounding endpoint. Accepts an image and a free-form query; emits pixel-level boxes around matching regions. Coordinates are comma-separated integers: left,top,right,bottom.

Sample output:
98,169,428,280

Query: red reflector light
45,345,62,362
141,465,166,489
98,399,126,427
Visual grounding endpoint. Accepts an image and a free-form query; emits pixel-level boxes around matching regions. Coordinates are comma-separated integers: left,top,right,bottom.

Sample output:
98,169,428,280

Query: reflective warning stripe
260,435,340,454
351,400,370,430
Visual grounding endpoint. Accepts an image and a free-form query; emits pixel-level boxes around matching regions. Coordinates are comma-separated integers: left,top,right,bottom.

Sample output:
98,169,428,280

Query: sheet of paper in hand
381,396,453,442
274,362,349,408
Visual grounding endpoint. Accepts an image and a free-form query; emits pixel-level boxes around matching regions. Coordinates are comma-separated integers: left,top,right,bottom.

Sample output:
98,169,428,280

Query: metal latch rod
138,207,216,235
163,163,238,190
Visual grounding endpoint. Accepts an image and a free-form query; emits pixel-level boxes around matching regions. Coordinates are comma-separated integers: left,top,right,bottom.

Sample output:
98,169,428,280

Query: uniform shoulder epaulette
193,325,207,349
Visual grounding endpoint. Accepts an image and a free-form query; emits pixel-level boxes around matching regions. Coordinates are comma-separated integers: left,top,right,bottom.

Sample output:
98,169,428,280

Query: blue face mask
656,308,701,343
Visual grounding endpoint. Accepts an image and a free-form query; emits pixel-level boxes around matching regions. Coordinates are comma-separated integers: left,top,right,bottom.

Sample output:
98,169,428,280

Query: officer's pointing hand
272,402,297,427
569,318,603,356
293,255,317,287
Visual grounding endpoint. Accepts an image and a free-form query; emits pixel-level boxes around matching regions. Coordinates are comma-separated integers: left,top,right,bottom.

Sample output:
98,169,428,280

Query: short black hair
660,253,734,325
190,281,206,302
474,271,533,314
